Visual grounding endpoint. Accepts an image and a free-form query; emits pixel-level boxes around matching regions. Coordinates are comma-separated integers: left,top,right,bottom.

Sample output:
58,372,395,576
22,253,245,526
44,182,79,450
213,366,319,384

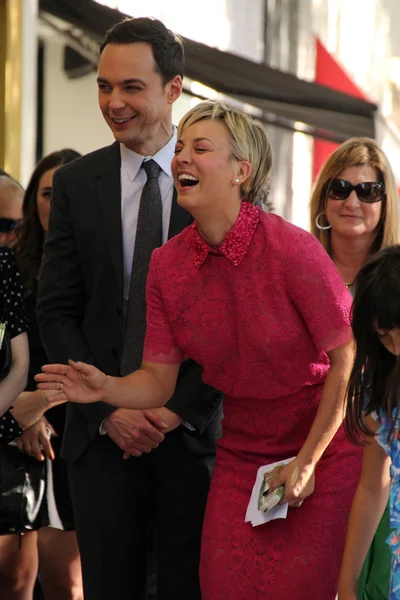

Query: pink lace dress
143,202,362,599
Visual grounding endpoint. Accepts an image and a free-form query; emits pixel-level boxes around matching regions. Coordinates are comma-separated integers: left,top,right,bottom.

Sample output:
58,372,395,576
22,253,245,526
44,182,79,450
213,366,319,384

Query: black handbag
0,442,46,534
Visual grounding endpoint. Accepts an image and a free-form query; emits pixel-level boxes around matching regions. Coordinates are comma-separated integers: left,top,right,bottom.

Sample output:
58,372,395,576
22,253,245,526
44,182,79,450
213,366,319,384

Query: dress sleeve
0,410,23,444
285,232,352,354
0,247,28,339
143,252,184,365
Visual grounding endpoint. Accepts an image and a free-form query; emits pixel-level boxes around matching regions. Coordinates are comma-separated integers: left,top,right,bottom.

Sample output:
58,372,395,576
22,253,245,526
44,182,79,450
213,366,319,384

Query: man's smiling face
97,42,178,153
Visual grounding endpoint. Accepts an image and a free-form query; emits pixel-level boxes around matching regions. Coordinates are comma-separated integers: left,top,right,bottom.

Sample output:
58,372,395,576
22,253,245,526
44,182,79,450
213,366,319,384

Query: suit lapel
94,142,124,293
168,187,193,240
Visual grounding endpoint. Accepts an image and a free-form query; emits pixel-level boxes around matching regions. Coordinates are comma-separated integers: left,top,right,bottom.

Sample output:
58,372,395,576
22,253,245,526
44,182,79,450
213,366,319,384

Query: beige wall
43,38,111,156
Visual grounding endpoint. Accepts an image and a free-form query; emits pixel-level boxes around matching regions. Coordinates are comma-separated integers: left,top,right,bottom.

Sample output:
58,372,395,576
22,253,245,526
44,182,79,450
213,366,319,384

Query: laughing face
172,118,241,212
97,42,182,154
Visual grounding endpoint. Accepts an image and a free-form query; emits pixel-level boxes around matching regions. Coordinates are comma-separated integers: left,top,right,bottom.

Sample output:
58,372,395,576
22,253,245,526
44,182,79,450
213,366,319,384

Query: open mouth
178,174,199,188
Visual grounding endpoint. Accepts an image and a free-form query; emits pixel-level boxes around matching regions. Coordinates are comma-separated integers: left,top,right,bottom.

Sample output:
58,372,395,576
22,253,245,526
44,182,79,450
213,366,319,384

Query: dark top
25,283,66,436
0,246,28,444
23,282,72,528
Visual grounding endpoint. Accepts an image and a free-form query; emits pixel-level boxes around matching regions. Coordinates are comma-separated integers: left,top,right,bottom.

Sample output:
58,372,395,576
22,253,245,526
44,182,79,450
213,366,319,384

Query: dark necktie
120,159,163,376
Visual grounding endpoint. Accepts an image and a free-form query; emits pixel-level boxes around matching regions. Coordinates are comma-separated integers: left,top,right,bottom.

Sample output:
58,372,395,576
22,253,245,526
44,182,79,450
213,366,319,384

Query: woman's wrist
296,450,319,470
102,374,113,404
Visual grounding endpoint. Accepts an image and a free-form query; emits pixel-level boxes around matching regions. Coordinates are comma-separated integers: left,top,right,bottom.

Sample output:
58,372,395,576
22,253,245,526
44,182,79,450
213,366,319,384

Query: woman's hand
35,360,108,404
10,388,65,430
16,416,56,461
268,457,316,507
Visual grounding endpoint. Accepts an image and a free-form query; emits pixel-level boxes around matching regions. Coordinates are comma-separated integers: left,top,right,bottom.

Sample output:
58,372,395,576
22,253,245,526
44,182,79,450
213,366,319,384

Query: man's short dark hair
99,17,185,87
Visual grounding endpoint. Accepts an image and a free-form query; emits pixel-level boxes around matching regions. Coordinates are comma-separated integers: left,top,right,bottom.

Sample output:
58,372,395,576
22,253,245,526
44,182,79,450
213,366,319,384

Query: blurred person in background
0,174,23,246
0,150,83,600
310,136,400,600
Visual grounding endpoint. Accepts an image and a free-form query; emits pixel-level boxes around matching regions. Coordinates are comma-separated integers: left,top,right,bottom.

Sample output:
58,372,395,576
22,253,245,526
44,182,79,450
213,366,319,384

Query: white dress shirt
120,130,176,315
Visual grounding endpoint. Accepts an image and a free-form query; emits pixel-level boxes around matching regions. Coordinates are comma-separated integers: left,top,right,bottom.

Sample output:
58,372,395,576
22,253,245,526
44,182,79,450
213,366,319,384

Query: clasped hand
35,360,107,404
268,457,315,507
104,408,181,459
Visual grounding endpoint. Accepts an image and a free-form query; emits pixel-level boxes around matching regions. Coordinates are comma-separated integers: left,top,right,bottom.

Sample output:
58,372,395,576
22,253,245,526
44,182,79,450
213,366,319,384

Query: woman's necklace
345,281,354,290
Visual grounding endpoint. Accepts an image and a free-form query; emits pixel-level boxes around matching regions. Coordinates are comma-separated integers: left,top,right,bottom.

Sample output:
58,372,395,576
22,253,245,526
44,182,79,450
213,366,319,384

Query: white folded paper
245,457,295,527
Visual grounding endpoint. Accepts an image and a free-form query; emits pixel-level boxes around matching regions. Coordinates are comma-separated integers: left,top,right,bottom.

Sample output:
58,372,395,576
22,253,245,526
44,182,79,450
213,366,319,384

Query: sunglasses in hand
324,178,385,204
0,218,18,233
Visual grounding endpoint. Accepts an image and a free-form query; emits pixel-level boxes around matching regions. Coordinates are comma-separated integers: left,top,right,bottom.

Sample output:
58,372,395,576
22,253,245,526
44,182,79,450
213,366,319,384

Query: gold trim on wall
0,0,23,180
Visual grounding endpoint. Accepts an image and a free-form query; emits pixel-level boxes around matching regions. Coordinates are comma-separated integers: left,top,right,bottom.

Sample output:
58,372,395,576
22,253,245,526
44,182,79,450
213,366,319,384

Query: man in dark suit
37,17,222,600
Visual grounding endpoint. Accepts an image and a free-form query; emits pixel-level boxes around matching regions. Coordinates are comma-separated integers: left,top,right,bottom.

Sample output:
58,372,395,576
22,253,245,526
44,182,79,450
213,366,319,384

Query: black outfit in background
0,412,22,445
24,284,74,529
37,143,223,600
0,247,27,444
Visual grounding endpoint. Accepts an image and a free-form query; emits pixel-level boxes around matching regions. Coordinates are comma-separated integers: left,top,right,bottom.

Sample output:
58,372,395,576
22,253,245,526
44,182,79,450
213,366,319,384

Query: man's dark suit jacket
37,142,222,463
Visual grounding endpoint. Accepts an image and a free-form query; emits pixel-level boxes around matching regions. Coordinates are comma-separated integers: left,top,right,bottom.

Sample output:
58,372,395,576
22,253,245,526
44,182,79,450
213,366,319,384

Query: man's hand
120,408,183,459
16,416,56,461
104,408,169,458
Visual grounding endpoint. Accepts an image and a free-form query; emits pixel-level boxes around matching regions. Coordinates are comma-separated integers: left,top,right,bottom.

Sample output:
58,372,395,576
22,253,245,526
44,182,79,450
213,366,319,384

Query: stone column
0,0,37,184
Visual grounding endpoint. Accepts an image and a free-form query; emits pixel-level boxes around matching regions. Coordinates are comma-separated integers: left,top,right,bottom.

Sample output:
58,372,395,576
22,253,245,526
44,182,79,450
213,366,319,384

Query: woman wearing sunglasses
310,137,400,599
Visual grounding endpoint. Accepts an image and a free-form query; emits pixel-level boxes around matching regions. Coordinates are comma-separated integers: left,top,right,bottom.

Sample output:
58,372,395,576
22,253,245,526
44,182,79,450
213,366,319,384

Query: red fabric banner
313,39,368,180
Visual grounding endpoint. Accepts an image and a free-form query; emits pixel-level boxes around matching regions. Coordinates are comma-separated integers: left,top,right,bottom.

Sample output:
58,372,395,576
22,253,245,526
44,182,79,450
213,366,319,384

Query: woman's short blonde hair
310,137,400,255
177,100,272,205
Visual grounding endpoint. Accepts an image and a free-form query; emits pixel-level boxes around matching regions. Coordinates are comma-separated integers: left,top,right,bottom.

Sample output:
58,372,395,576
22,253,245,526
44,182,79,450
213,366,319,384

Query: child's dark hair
344,245,400,443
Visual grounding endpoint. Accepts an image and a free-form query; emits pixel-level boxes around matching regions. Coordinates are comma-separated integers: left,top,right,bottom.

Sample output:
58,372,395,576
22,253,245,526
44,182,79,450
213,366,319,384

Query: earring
315,212,331,230
235,178,240,183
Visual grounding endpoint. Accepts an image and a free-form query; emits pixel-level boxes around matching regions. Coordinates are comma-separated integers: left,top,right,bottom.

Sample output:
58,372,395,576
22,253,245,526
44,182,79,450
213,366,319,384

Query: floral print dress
371,408,400,599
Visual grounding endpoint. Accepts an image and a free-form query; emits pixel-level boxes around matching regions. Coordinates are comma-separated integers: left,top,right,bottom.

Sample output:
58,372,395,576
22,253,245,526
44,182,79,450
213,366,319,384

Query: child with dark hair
339,245,400,600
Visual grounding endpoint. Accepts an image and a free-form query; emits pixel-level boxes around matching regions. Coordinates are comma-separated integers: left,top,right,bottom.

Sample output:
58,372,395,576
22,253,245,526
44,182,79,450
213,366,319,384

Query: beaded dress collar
192,201,259,268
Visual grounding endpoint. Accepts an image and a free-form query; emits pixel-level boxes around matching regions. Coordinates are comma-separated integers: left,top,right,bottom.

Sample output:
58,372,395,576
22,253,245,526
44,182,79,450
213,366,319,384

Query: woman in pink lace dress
37,101,361,599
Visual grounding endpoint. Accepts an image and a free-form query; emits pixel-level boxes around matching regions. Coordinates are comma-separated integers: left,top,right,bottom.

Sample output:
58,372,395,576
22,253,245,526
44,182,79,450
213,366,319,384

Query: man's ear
167,75,183,104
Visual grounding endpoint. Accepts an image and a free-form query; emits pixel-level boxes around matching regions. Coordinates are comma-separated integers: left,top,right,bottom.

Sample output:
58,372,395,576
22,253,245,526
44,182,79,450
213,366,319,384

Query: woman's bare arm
270,339,355,505
0,332,29,415
36,359,181,410
338,417,390,599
